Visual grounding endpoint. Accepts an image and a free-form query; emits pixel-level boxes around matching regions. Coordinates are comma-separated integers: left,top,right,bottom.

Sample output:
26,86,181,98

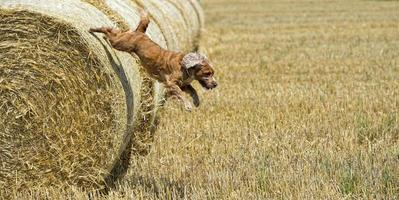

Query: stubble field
15,0,399,199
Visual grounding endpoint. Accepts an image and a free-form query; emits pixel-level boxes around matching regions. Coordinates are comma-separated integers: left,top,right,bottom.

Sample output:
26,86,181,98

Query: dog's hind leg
135,10,150,33
89,27,111,34
182,85,200,107
89,27,121,38
89,27,123,48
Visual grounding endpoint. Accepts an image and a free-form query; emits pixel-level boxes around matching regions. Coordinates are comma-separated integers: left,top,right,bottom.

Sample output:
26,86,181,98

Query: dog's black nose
213,82,218,88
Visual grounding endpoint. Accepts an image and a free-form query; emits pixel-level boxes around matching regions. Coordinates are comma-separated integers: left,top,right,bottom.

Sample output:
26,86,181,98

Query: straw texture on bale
102,0,167,157
0,0,140,192
83,0,129,30
129,0,180,51
188,0,205,47
165,0,203,49
128,0,204,51
0,0,203,193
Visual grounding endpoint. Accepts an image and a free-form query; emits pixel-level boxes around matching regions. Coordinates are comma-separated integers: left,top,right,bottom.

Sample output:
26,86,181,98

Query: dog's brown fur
89,11,217,111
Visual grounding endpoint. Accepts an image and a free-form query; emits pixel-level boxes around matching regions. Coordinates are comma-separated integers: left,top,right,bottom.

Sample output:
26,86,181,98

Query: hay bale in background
188,0,205,48
130,0,180,51
82,0,129,30
165,0,203,49
128,0,204,51
190,0,205,28
150,0,191,50
0,0,203,194
104,0,167,158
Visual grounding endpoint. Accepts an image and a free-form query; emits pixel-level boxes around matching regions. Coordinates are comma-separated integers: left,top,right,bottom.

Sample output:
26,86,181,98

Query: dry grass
0,10,127,193
4,0,399,199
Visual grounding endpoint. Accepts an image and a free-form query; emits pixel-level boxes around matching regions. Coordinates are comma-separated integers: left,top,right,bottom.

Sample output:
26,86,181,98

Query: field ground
15,0,399,199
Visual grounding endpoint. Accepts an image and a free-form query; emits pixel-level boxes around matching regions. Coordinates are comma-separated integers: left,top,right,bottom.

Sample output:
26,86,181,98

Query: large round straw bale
0,0,203,193
0,0,141,192
82,0,130,30
150,0,191,50
103,0,168,156
189,0,205,30
164,0,201,49
188,0,205,46
105,0,167,48
129,0,180,51
129,0,204,51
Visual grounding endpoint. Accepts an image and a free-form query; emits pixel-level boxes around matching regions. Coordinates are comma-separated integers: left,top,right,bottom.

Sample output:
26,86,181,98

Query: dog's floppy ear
182,52,207,69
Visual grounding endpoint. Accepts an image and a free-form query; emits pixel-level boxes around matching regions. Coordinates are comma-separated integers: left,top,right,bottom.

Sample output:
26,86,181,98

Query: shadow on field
128,175,188,198
90,33,136,193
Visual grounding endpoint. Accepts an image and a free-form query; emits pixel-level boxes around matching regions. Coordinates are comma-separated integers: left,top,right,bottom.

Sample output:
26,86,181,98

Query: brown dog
89,11,217,111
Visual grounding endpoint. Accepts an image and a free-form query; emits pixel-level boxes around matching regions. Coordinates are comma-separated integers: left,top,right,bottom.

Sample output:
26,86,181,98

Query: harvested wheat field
0,0,201,196
4,0,399,199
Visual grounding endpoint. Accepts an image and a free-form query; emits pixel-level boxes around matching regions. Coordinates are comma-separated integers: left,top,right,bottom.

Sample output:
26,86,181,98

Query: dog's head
182,53,218,90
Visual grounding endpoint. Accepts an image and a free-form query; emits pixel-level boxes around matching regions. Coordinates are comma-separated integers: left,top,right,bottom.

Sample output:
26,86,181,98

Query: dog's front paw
184,102,193,112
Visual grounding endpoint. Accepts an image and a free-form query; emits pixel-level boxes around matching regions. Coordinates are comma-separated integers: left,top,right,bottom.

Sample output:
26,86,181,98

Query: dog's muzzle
199,77,218,90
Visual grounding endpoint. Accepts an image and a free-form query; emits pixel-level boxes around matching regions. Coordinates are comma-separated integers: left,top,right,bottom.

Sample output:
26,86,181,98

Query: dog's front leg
165,83,193,112
182,85,200,107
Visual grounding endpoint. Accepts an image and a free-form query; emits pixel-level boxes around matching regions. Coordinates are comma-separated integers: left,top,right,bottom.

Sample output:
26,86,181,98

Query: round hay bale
129,0,204,50
0,0,141,192
103,0,167,157
130,0,180,51
164,0,200,49
105,0,167,48
83,0,130,30
191,0,205,27
0,0,203,193
150,0,191,51
188,0,205,47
